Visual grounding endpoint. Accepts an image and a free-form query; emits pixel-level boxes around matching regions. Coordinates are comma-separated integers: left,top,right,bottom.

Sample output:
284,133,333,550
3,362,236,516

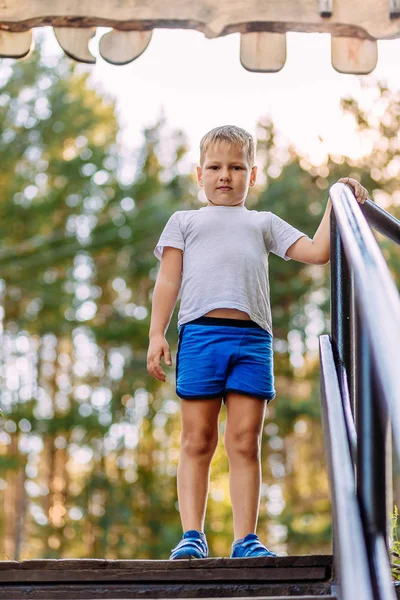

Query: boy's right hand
147,335,172,381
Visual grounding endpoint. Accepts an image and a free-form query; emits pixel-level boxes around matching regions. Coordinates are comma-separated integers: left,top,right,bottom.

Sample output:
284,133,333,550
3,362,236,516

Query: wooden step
0,555,333,599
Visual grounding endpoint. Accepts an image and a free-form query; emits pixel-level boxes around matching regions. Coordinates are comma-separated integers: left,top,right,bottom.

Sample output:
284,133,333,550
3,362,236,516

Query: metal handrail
323,184,400,599
336,363,357,460
329,183,400,461
361,199,400,245
319,335,373,600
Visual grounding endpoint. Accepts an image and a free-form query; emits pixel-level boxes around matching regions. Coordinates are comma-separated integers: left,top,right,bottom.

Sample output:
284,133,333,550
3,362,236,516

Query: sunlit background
0,27,399,560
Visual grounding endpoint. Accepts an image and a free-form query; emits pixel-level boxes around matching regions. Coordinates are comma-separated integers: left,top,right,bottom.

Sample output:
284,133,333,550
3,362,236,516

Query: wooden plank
78,596,337,600
0,561,20,570
0,1,397,43
4,554,332,570
83,597,337,600
240,32,286,73
0,30,32,58
0,596,335,600
99,30,152,65
0,581,333,600
54,27,96,63
331,36,378,74
0,565,329,583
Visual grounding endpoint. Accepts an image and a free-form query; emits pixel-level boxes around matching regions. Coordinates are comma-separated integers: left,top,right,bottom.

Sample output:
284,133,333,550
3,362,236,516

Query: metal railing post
356,308,392,596
330,211,356,417
319,336,374,600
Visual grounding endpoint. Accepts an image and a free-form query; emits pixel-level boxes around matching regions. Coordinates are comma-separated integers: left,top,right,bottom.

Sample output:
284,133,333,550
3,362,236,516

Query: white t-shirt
154,205,307,334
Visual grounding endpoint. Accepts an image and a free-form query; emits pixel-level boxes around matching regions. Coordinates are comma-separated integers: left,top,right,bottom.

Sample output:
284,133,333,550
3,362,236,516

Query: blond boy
147,125,367,559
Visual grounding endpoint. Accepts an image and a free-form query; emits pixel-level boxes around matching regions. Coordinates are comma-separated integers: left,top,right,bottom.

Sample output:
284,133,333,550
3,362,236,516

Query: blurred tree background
0,42,398,560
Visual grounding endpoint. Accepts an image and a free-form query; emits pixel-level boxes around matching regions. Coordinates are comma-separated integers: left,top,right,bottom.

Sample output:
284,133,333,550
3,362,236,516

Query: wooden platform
0,555,333,599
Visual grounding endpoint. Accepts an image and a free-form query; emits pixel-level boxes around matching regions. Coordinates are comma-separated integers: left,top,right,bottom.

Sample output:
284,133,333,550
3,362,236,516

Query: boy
147,125,368,560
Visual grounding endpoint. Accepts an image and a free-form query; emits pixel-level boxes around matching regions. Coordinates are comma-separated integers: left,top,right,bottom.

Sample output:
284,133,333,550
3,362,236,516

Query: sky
45,27,400,169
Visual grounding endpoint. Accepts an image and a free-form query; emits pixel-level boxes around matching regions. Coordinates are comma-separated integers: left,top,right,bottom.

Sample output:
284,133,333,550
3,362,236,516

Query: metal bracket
390,0,400,18
320,0,332,17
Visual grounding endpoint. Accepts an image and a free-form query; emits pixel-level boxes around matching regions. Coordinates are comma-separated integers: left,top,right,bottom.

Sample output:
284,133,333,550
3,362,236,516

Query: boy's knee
181,430,218,458
225,431,261,460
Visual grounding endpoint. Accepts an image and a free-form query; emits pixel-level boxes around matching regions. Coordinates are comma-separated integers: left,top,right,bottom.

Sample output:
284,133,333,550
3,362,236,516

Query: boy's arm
147,247,183,381
286,178,369,265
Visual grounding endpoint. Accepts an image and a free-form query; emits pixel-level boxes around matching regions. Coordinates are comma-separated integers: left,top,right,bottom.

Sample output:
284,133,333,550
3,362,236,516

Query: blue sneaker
169,529,209,560
230,533,276,558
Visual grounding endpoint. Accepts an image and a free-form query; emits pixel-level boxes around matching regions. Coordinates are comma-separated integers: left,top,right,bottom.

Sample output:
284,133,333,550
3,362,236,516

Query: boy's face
196,141,257,207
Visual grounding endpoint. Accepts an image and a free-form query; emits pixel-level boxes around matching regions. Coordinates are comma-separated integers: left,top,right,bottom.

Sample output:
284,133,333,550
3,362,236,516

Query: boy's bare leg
177,397,222,532
224,393,267,540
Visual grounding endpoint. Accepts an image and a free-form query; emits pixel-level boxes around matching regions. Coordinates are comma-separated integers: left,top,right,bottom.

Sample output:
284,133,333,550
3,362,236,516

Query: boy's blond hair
200,125,255,167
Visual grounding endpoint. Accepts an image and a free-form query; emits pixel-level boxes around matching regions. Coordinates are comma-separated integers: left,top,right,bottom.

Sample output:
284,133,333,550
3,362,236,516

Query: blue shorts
176,317,276,404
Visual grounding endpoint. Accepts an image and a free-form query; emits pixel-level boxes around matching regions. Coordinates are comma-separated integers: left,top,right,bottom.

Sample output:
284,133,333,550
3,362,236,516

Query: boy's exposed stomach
203,308,251,320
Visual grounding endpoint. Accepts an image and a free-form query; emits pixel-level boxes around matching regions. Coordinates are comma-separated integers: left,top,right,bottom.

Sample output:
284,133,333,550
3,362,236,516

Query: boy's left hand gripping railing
320,182,400,600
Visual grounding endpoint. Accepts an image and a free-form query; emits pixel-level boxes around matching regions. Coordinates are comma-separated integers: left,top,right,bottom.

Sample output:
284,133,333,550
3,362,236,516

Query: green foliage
391,506,400,581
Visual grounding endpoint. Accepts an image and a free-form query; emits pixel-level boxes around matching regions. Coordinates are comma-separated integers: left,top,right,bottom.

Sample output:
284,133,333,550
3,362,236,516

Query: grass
391,505,400,581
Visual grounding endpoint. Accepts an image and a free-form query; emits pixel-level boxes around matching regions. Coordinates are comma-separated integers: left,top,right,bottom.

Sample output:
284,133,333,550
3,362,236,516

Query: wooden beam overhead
0,30,32,59
99,30,152,65
0,1,398,41
331,37,378,74
54,28,96,64
240,32,286,73
0,1,398,73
